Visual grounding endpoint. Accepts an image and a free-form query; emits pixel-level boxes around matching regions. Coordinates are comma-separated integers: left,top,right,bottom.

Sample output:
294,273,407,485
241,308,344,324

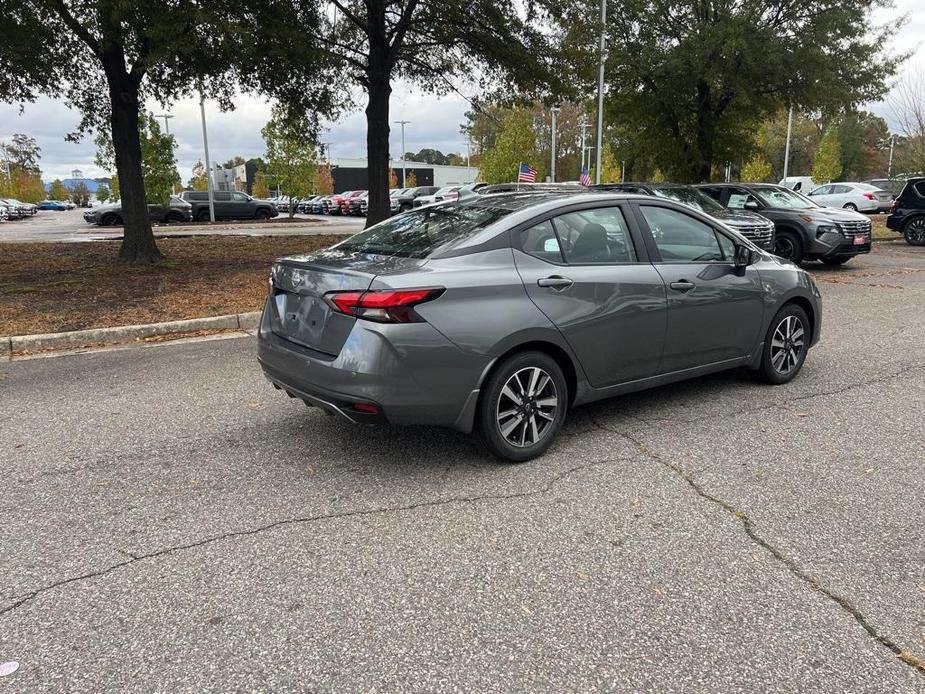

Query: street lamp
550,106,560,183
394,120,410,186
199,95,216,223
594,0,608,185
155,113,174,135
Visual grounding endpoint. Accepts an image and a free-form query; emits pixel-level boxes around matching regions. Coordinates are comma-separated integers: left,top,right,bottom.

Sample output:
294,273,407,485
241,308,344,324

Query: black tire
843,203,858,211
101,213,121,226
477,351,569,462
399,203,411,213
164,211,184,223
196,209,211,222
903,216,925,246
821,257,850,266
753,304,811,385
255,208,271,220
773,231,804,264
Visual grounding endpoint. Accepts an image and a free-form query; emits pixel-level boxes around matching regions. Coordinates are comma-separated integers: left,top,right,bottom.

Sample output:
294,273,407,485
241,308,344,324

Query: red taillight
863,192,876,200
353,402,380,414
327,288,444,323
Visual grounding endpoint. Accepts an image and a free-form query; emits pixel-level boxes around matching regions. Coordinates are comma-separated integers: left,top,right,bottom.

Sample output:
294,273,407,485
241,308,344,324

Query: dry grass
870,215,896,240
0,235,342,335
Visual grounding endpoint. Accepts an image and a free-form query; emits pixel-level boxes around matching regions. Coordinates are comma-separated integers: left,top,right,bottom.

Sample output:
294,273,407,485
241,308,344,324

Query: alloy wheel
770,315,805,375
774,236,797,262
906,218,925,245
496,367,558,448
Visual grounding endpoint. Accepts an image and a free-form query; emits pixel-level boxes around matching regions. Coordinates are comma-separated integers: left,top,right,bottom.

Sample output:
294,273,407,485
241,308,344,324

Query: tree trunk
106,69,162,263
692,80,715,183
365,56,392,227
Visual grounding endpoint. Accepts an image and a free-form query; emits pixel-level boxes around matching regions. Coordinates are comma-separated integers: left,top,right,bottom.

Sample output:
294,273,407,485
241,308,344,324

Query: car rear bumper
886,213,906,231
256,302,490,431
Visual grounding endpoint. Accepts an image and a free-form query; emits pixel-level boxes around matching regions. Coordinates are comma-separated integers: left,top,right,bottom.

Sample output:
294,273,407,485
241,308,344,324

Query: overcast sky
0,0,920,183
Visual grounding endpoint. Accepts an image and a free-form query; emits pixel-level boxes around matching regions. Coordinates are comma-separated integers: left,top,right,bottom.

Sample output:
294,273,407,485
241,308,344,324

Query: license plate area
853,234,866,245
273,291,330,348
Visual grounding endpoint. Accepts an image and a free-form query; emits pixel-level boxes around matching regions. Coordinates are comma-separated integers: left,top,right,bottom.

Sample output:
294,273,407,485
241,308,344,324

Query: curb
2,312,261,360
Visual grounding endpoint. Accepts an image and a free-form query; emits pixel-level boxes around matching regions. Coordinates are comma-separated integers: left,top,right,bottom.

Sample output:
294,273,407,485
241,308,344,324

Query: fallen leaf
521,605,533,616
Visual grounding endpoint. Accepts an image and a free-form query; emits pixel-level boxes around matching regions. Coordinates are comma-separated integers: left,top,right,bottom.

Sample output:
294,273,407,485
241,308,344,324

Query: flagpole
594,0,608,185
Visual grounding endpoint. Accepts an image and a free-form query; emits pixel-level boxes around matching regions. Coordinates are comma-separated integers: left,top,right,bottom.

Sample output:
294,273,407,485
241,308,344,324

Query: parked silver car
82,195,193,225
258,192,821,461
807,182,892,212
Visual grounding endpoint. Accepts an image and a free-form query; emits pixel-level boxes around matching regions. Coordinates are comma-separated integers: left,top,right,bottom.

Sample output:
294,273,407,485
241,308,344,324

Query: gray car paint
258,192,821,433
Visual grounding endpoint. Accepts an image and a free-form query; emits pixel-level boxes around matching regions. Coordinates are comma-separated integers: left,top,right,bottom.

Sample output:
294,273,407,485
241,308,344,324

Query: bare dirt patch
0,235,341,335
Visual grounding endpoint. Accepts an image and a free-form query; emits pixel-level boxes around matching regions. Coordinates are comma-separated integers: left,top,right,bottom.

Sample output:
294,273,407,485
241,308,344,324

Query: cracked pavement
1,243,923,692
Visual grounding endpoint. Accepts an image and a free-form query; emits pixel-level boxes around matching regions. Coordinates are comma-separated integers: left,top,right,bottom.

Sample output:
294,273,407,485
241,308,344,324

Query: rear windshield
333,204,512,259
651,186,725,213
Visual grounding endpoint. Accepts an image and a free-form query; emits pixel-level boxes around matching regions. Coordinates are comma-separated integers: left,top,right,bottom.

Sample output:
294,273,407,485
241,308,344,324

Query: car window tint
725,189,754,209
641,206,723,262
811,185,830,196
232,192,248,201
521,220,564,263
552,207,637,264
913,181,925,197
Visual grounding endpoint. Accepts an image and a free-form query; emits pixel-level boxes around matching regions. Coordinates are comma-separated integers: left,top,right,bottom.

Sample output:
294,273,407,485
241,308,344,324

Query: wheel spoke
527,368,541,397
500,413,524,438
535,396,558,407
518,417,528,446
771,349,786,370
501,384,522,406
528,415,539,444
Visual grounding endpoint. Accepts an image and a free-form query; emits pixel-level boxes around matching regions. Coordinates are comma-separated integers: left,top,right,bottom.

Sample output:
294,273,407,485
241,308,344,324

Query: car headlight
815,224,839,238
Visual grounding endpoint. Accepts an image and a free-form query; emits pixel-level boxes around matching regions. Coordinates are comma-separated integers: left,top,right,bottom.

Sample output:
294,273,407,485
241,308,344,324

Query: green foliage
600,143,622,184
1,134,41,176
48,179,69,200
813,129,843,183
313,163,333,196
405,171,418,188
261,107,317,215
252,172,271,199
741,155,773,182
189,161,209,191
96,114,180,205
479,109,542,184
563,0,902,181
222,156,246,169
96,184,111,203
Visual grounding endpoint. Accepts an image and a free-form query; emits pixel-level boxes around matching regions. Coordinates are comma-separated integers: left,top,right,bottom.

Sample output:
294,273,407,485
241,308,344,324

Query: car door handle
669,280,696,292
537,276,573,290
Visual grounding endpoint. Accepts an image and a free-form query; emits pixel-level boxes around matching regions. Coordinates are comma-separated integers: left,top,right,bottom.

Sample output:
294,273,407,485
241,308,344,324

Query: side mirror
734,245,752,274
744,200,760,210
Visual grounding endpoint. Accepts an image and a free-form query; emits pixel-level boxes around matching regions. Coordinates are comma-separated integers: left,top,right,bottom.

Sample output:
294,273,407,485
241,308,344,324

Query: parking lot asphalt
1,244,923,692
0,209,364,243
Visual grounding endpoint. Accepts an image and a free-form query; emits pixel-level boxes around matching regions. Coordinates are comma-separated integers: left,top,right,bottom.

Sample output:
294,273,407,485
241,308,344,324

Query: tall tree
741,154,772,182
889,64,925,178
262,106,318,218
49,179,69,200
0,0,329,263
189,160,209,191
252,172,271,199
813,129,843,184
571,0,903,181
479,108,544,184
1,133,41,175
96,183,111,203
274,0,565,225
96,113,180,205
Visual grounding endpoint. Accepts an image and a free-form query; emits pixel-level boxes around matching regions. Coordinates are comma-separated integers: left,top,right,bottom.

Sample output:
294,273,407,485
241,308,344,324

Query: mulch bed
0,235,342,335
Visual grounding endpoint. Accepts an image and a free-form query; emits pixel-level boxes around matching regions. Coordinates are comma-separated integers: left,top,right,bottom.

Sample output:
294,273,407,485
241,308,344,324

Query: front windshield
752,185,819,209
652,186,725,213
333,204,512,259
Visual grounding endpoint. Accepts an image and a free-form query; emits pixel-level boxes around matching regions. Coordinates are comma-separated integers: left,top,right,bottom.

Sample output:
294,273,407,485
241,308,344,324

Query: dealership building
328,158,478,192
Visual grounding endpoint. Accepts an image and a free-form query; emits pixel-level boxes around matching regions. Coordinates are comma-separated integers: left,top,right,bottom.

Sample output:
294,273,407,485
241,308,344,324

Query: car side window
232,192,248,202
641,206,724,263
715,231,736,260
552,207,637,264
811,185,830,196
521,220,564,263
726,189,757,209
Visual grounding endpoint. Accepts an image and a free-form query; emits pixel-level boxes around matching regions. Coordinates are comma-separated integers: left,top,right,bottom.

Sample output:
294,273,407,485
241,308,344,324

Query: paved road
1,246,924,692
0,209,364,243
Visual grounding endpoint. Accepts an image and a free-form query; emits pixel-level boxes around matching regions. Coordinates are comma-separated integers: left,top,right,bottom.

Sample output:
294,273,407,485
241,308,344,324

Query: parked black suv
593,183,776,251
393,186,440,213
180,191,278,222
886,177,925,246
697,183,872,265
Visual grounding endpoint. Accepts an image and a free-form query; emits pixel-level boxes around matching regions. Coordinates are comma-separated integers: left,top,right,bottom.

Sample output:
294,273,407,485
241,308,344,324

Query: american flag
517,162,537,183
579,167,592,187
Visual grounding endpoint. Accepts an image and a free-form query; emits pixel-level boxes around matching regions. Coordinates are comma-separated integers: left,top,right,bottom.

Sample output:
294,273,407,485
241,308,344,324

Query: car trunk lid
269,251,425,355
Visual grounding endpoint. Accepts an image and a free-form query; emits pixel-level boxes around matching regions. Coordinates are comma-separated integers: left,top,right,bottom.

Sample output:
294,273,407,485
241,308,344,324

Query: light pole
550,106,560,183
594,0,608,184
782,105,794,181
199,95,216,223
155,113,174,135
464,138,472,182
394,120,410,186
887,133,896,178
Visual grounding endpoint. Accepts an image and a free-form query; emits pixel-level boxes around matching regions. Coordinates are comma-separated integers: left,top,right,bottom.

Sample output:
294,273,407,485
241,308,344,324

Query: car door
212,191,232,218
512,204,668,387
634,202,764,373
808,185,833,206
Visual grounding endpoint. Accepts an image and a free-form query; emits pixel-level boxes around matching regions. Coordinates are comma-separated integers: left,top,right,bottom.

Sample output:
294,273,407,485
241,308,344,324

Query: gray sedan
258,192,821,461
